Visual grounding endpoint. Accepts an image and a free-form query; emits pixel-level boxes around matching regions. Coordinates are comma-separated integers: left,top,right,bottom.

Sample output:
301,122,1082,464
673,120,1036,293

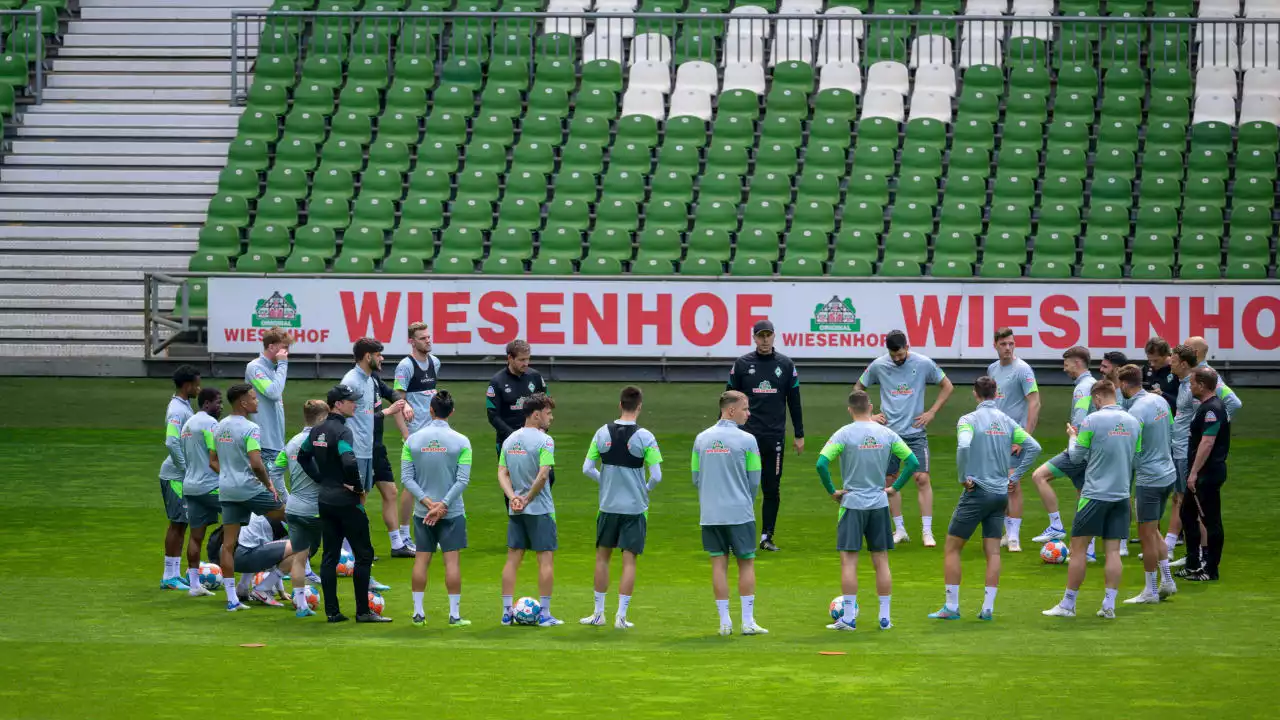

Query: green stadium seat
235,252,279,273
1179,261,1221,280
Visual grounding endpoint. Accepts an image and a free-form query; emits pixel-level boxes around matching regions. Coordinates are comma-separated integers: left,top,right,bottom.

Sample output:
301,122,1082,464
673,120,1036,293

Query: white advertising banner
208,278,1280,361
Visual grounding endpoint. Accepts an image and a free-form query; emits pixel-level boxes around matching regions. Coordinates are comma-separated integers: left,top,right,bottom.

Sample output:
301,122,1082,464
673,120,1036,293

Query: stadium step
80,8,245,21
0,182,217,195
0,225,198,241
3,154,228,167
42,88,231,102
51,60,251,74
9,140,230,157
48,74,232,89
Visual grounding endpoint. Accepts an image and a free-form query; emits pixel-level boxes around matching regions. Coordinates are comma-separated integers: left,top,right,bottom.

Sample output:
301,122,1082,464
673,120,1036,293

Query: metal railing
143,272,194,359
2,8,46,104
229,10,1280,105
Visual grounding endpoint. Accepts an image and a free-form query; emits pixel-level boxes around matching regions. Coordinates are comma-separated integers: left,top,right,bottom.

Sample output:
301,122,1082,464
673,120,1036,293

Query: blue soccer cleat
928,607,961,620
369,578,391,592
537,615,565,627
879,617,893,630
296,606,316,618
160,577,191,591
226,601,251,612
977,609,994,621
501,611,514,626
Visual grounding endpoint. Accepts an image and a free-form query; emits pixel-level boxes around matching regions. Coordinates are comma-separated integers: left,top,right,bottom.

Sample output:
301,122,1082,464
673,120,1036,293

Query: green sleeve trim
458,447,473,465
1217,385,1235,399
858,369,872,387
690,449,700,472
166,422,182,439
393,379,408,391
498,451,507,467
744,450,762,472
1075,430,1093,449
956,422,973,437
792,378,800,389
400,444,412,461
538,447,555,467
1202,422,1221,436
1074,397,1091,410
250,377,272,394
485,398,497,410
890,439,912,460
1134,426,1144,453
274,451,289,468
337,439,353,455
819,442,845,461
816,455,836,494
1012,427,1030,444
1026,382,1040,395
586,442,601,461
245,437,261,452
893,453,919,490
203,429,215,451
643,445,662,466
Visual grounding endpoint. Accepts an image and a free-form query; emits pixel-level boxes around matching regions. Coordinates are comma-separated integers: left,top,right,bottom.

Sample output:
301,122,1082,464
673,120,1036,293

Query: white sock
293,588,306,610
342,538,352,554
841,594,857,624
617,594,632,618
390,531,404,549
740,595,755,627
1087,537,1097,556
502,595,513,612
982,586,997,613
1009,517,1022,540
223,577,239,604
716,599,731,626
305,558,314,576
400,525,412,543
944,584,959,612
1048,511,1062,528
1145,571,1158,595
254,568,279,593
540,595,552,617
922,516,933,534
236,573,252,593
164,556,180,579
878,594,891,623
187,568,200,589
449,593,461,618
593,591,606,615
1103,588,1118,611
413,591,424,616
1005,517,1013,534
1159,559,1174,585
1062,588,1078,611
1165,533,1178,555
893,515,906,532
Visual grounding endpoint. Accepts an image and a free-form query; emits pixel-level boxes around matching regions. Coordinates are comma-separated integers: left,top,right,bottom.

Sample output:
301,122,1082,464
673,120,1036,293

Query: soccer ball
829,595,859,621
197,562,223,591
337,550,356,577
513,596,541,625
367,592,385,616
1040,540,1069,564
303,586,320,611
253,571,271,589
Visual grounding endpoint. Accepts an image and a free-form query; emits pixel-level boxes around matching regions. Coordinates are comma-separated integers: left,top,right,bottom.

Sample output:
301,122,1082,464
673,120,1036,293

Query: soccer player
180,387,222,597
488,339,552,505
299,384,390,623
373,372,416,559
1029,346,1095,548
853,329,953,547
1142,337,1179,410
237,512,306,607
1043,380,1140,620
1117,365,1179,604
929,377,1041,621
725,320,804,553
499,393,561,627
1099,351,1127,385
394,322,441,437
212,383,283,612
694,390,768,636
245,328,291,498
401,390,474,628
1182,367,1232,582
340,337,409,578
279,398,330,617
986,328,1040,552
818,390,919,631
158,365,200,591
580,386,663,630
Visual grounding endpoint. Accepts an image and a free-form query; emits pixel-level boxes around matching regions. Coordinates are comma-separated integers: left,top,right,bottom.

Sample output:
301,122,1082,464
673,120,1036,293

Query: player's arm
206,429,220,474
1067,418,1093,466
744,438,762,493
853,361,874,392
1010,426,1041,482
582,437,602,483
337,426,360,491
643,434,663,490
251,363,287,401
786,360,805,448
297,431,321,481
400,445,429,504
816,438,842,495
274,449,290,491
486,384,515,436
523,442,556,502
955,420,974,486
245,430,272,492
690,443,702,488
497,463,517,503
1025,389,1041,434
725,357,743,392
1219,383,1242,420
442,444,472,509
889,437,919,490
391,361,413,437
165,415,186,474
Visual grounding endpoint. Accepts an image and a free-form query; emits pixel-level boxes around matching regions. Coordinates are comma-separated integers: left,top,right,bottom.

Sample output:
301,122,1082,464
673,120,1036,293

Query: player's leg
219,515,245,609
584,545,612,626
829,551,860,630
411,549,433,625
871,551,892,628
1030,462,1068,542
501,548,523,624
1191,476,1224,581
758,437,783,551
710,554,731,633
1004,482,1024,552
1044,533,1090,617
616,551,638,628
397,489,415,552
441,548,467,625
377,477,406,555
346,504,384,621
978,497,1006,619
1098,533,1123,618
290,544,311,614
318,506,345,619
1167,493,1184,558
185,523,211,596
931,493,974,619
535,550,557,625
737,556,764,634
908,435,935,545
1178,488,1204,575
885,473,905,534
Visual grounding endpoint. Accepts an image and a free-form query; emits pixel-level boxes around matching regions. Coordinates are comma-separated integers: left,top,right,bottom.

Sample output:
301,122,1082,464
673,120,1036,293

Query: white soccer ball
514,596,541,625
829,595,858,621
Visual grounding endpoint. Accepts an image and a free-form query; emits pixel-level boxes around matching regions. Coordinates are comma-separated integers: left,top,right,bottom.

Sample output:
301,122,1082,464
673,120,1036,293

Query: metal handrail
2,8,46,104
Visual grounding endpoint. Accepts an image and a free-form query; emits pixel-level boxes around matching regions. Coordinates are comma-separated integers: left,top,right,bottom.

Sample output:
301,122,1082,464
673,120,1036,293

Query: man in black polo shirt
726,320,804,552
1182,367,1231,582
488,339,551,504
1142,337,1179,410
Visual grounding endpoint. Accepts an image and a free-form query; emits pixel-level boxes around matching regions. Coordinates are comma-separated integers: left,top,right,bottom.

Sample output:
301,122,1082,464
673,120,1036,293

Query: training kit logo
252,291,301,328
753,380,779,394
783,296,880,348
508,443,528,456
421,440,448,453
706,440,732,455
859,435,884,450
811,296,861,332
889,382,914,397
985,422,1009,436
1108,423,1133,437
313,432,328,448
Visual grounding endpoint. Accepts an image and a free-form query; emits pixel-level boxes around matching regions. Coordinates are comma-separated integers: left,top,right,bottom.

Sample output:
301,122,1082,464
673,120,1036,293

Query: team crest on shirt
748,366,755,374
753,381,778,394
508,443,528,456
486,386,496,398
421,440,448,453
985,422,1008,436
1153,408,1170,422
528,382,536,392
889,382,914,397
706,441,731,454
774,366,782,377
1109,423,1133,436
858,435,884,450
1204,411,1218,423
313,433,328,448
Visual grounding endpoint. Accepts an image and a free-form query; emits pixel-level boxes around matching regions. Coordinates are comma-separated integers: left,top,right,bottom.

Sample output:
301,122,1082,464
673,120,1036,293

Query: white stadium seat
543,1,586,37
1193,93,1238,124
771,35,814,65
1195,66,1239,100
823,6,865,40
721,61,767,94
582,32,624,64
1198,40,1242,69
620,87,665,119
964,0,1008,13
862,89,905,121
866,60,909,95
1240,93,1280,123
777,5,820,40
1244,66,1280,97
914,63,957,96
593,8,636,39
668,88,713,120
816,34,859,66
909,34,952,67
674,60,719,96
630,33,672,64
958,38,1003,68
818,60,862,93
628,60,671,94
908,90,952,121
723,35,765,66
728,5,771,38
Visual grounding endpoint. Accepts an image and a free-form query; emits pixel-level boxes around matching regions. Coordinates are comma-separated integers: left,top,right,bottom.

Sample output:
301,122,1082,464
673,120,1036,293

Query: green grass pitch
1,377,1276,718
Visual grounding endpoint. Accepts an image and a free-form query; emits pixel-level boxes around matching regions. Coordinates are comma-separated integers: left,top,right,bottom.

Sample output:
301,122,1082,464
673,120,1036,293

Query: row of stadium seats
0,0,63,116
197,1,1280,279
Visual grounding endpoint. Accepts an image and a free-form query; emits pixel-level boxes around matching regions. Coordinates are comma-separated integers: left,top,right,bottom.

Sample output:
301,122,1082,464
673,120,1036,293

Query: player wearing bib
817,390,919,631
929,377,1041,621
499,393,561,627
213,384,283,612
986,328,1041,553
245,328,291,499
1118,366,1179,604
401,390,473,628
394,322,441,436
278,399,329,617
694,391,768,636
1030,346,1096,546
1044,381,1140,620
854,330,953,547
1142,337,1179,410
158,365,200,591
180,388,223,597
580,386,663,630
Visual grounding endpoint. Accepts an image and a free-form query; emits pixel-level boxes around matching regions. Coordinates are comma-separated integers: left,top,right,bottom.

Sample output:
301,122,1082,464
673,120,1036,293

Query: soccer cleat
580,613,606,626
922,531,937,548
448,616,472,628
825,619,856,631
1129,536,1142,543
537,615,565,627
390,545,416,559
1032,526,1067,543
501,612,514,626
741,623,769,635
226,601,250,612
296,607,316,618
1118,542,1129,557
402,539,418,553
1158,582,1178,599
160,577,191,591
306,571,323,585
879,617,893,630
759,537,780,552
1007,538,1023,553
1086,550,1098,563
327,613,349,623
894,528,911,544
1041,604,1075,618
614,616,634,630
250,590,284,607
928,607,961,620
999,534,1009,548
1124,591,1159,604
412,614,426,627
356,612,393,623
719,623,733,636
1096,606,1117,619
369,578,391,592
1184,571,1217,582
1169,555,1188,568
188,585,214,597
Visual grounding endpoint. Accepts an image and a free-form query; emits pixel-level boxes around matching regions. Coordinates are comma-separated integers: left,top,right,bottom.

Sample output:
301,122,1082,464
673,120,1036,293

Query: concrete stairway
0,0,267,362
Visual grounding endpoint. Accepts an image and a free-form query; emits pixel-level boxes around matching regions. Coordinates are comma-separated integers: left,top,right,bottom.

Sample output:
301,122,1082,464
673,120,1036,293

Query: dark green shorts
185,490,220,528
701,522,757,559
508,513,557,552
837,506,894,553
286,512,322,556
1047,450,1087,492
221,490,282,526
888,433,930,475
1136,483,1175,524
160,478,187,524
948,487,1009,540
1074,497,1131,540
1174,457,1188,494
414,515,468,553
596,512,647,554
234,540,287,573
